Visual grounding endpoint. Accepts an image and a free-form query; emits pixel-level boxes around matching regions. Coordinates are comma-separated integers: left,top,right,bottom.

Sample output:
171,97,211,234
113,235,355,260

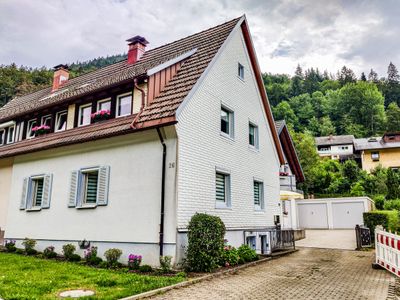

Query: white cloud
0,0,397,77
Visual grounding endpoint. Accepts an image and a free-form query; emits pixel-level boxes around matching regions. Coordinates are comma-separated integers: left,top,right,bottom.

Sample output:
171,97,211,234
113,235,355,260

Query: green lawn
0,252,185,299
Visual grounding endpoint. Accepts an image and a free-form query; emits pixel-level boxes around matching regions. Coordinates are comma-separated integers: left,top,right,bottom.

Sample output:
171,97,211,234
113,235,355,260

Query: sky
0,0,399,77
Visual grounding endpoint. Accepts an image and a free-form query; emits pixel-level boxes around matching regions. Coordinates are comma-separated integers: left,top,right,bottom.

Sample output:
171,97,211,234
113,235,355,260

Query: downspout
130,78,146,129
156,128,167,256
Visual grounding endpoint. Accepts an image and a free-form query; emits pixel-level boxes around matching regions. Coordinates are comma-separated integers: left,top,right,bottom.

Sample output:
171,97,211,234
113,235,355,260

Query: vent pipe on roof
126,36,149,64
52,64,69,92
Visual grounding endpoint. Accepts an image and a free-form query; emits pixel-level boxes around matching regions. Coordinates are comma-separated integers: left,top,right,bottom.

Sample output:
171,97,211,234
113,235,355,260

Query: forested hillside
0,54,126,107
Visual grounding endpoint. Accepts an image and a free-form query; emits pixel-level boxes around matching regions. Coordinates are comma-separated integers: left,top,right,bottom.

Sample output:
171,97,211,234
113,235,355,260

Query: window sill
215,203,232,210
26,207,42,212
248,145,259,153
254,208,265,213
237,76,245,83
220,132,235,142
77,204,97,209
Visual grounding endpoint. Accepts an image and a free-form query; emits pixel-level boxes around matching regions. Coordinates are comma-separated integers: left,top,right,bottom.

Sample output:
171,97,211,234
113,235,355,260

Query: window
31,177,44,207
249,123,259,148
6,126,15,144
371,152,380,161
339,146,349,150
55,111,67,132
20,174,52,211
216,171,231,208
97,98,111,112
246,236,256,250
220,106,234,138
68,166,110,208
116,93,132,117
41,115,52,127
0,129,4,145
78,104,92,127
254,180,264,210
27,119,37,138
238,63,244,80
82,170,99,205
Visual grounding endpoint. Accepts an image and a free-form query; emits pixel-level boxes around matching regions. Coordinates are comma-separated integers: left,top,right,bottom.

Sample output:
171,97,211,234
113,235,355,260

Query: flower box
91,110,111,122
32,125,51,136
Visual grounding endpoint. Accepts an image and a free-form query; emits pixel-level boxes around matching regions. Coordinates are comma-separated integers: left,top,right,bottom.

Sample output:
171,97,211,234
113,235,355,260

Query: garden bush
159,255,173,273
68,254,81,262
104,248,122,267
128,254,142,270
220,245,240,267
373,195,386,210
383,199,400,211
185,213,226,272
85,246,102,265
62,244,76,260
139,264,153,273
363,210,399,236
43,246,57,259
5,240,16,252
22,238,37,255
15,249,24,255
237,244,258,264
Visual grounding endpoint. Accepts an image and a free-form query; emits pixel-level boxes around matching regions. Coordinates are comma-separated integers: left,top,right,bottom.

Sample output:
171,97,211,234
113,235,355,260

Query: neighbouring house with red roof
0,16,286,265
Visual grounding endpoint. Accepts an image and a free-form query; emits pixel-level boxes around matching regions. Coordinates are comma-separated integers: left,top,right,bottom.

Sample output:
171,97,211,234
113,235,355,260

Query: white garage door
332,202,364,229
298,203,328,229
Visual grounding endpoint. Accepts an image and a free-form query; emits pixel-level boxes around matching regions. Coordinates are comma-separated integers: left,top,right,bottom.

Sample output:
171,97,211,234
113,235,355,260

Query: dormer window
97,98,112,112
0,129,4,145
116,93,132,117
27,119,37,139
7,125,15,144
55,111,67,132
41,115,52,127
78,104,92,127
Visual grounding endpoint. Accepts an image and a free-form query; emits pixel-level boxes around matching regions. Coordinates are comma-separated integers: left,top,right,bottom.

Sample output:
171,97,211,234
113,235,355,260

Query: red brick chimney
126,36,149,64
52,64,69,92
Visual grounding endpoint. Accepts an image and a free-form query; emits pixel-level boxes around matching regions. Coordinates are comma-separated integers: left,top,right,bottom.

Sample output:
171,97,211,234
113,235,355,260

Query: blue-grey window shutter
68,170,79,207
20,177,29,210
42,174,53,209
97,166,110,206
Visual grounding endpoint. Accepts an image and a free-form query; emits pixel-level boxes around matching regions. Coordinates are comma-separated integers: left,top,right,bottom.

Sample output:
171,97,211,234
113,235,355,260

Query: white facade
176,27,281,254
317,144,354,159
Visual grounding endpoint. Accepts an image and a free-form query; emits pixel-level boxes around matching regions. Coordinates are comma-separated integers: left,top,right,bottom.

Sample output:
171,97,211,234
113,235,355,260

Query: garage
296,197,374,229
298,203,329,229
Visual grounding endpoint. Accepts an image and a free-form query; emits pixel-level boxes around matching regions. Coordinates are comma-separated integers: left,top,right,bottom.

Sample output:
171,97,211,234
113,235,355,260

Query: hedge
363,210,399,237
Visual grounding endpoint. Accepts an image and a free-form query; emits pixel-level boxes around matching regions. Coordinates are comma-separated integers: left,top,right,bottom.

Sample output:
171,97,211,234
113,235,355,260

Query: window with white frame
27,119,37,138
238,63,244,80
116,93,132,117
220,106,234,138
216,171,231,208
254,180,264,210
6,126,15,144
41,115,52,127
20,174,52,211
0,129,5,145
78,104,92,127
249,122,259,148
55,111,67,132
97,98,112,112
68,166,110,208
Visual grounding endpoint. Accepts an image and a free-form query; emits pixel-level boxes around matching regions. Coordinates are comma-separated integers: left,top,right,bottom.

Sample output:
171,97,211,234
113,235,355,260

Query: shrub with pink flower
32,125,51,136
128,254,142,270
91,109,111,122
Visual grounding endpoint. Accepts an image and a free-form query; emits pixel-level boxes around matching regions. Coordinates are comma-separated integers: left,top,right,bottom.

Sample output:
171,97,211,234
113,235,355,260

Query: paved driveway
151,248,393,300
296,229,356,250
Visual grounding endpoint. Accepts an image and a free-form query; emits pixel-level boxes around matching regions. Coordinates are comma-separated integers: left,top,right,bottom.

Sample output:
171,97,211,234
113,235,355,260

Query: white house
315,135,354,161
0,16,285,265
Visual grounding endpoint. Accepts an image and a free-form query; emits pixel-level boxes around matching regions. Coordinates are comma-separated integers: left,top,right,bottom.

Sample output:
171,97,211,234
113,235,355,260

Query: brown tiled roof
0,17,241,158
